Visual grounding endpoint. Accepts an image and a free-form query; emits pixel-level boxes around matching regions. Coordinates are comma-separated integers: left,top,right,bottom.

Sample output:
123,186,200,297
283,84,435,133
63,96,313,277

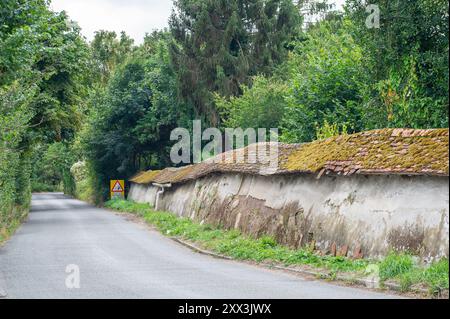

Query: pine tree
169,0,301,126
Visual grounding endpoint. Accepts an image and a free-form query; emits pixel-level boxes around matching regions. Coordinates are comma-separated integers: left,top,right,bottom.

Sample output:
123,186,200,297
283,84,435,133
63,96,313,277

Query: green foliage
70,161,96,203
22,0,445,207
82,33,192,202
0,206,27,244
1,0,92,143
31,181,57,193
379,252,414,281
169,0,302,125
105,198,155,215
0,145,26,238
29,13,91,143
0,145,20,234
14,150,32,205
345,0,449,129
281,19,368,142
420,259,449,294
1,0,92,233
31,142,77,195
315,120,348,140
73,178,95,203
0,0,47,85
379,252,449,294
216,76,288,131
219,1,449,144
372,57,448,128
1,0,42,234
0,86,34,212
91,30,135,84
1,0,449,254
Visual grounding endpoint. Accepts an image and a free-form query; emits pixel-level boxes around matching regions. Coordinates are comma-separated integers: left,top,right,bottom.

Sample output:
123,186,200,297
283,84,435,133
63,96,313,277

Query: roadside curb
171,237,377,287
171,237,233,260
112,208,447,298
170,236,438,297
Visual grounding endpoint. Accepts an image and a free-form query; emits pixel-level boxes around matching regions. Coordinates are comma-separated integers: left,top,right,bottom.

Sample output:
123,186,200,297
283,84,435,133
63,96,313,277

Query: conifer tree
169,0,301,125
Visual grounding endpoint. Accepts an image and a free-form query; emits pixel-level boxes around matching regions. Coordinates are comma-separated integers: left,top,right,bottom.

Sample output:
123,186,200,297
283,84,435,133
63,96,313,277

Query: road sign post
110,180,125,199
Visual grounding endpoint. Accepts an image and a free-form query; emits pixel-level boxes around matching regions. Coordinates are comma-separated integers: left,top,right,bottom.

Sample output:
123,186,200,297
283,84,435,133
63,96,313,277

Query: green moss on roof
130,128,449,185
282,128,449,176
130,170,162,184
129,171,146,181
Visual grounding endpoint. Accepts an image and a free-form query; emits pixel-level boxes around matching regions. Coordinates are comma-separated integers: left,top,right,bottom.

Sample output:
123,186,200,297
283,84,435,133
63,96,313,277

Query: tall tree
169,0,301,125
90,30,135,85
1,0,91,230
82,33,191,201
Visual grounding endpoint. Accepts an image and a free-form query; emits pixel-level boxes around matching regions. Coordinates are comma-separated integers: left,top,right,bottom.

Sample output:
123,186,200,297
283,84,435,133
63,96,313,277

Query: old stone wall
128,173,449,260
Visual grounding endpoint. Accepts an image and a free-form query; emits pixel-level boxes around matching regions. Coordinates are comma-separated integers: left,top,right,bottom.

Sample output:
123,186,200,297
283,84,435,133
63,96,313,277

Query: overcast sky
50,0,174,44
50,0,345,45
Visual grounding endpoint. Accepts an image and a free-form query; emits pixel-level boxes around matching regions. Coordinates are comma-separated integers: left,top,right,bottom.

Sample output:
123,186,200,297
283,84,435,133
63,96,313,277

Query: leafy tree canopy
169,0,302,125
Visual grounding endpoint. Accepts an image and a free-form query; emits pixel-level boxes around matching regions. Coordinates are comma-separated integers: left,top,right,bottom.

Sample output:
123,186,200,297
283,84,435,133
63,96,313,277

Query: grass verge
379,252,449,294
0,205,28,245
105,198,449,296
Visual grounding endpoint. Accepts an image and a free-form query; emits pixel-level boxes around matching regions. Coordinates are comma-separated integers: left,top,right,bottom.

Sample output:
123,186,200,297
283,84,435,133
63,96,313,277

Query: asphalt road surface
0,193,401,299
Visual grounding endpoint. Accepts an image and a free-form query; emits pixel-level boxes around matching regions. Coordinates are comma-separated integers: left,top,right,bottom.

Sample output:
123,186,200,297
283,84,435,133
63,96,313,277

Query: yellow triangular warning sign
111,180,124,192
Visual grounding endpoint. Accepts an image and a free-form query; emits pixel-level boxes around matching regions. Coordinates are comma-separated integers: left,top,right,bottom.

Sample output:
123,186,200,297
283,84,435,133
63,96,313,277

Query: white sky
50,0,346,45
50,0,174,44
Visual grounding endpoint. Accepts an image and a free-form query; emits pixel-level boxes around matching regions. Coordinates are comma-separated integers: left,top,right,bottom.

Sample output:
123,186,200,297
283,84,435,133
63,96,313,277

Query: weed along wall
128,129,449,260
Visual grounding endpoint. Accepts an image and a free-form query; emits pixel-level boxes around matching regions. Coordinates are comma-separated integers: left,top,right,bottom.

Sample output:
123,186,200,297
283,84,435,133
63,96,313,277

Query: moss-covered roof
281,128,449,176
130,170,162,184
130,128,449,185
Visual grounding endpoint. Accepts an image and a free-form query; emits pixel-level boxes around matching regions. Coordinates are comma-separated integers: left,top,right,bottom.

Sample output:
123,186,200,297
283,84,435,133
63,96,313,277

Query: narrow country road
0,193,401,299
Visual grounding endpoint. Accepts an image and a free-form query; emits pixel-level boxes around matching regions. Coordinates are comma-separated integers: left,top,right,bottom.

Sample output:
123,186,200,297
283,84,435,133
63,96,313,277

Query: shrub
31,181,58,193
379,252,414,281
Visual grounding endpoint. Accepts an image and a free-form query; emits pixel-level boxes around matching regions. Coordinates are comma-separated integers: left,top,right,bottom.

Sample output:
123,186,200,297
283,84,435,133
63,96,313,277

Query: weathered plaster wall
128,173,449,260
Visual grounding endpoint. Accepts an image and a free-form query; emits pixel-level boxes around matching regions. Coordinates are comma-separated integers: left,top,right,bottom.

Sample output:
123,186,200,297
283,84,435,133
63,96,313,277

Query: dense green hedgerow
0,149,32,243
